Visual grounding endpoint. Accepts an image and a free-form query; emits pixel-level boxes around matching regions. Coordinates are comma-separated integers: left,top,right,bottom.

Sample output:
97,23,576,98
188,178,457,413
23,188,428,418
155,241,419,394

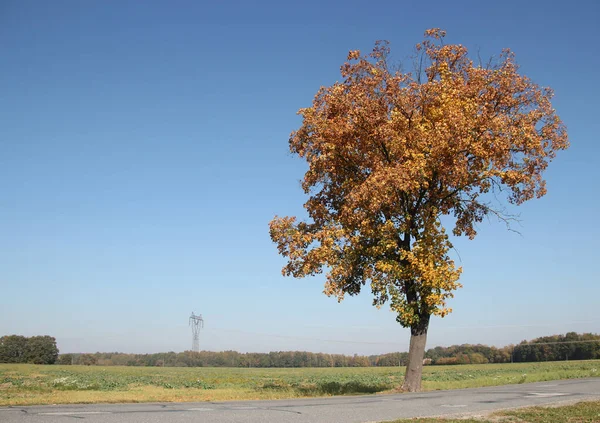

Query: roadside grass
383,400,600,422
0,360,598,406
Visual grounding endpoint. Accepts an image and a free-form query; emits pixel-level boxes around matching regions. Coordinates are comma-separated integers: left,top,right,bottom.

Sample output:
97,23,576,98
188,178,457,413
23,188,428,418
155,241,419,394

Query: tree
269,29,568,391
0,335,28,363
57,354,73,365
0,335,58,364
79,354,98,366
24,336,59,364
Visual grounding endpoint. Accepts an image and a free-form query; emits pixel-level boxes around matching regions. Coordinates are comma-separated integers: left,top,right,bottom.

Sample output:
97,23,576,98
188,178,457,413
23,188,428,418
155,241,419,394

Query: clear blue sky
1,0,598,355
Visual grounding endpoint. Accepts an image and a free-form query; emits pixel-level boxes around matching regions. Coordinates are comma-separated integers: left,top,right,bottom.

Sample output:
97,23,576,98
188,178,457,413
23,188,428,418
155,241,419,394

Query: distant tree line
425,344,511,365
511,332,600,363
54,332,600,368
3,332,599,367
425,332,600,365
0,335,59,364
59,350,373,368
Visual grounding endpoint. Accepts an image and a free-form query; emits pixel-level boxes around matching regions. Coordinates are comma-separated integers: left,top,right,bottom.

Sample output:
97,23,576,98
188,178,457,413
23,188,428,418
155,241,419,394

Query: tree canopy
271,29,567,324
0,335,59,364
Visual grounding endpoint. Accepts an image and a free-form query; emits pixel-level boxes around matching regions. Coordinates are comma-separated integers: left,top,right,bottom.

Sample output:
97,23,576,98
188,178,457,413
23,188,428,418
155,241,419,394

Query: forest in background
2,332,599,367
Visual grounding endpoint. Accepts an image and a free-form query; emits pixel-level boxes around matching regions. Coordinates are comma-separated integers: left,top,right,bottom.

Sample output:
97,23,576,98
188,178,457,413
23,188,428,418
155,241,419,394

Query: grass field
385,400,600,422
0,360,598,406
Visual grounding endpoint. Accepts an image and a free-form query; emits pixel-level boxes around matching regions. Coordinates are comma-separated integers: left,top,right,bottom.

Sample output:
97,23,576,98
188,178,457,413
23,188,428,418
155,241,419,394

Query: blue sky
1,0,598,355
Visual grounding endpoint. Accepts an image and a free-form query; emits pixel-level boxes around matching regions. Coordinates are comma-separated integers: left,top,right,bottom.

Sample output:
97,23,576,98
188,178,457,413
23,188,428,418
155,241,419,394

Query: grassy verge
383,400,600,422
0,360,598,406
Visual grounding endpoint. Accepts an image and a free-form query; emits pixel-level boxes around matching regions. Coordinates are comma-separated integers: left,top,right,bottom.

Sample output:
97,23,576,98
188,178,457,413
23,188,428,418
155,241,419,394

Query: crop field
0,360,598,406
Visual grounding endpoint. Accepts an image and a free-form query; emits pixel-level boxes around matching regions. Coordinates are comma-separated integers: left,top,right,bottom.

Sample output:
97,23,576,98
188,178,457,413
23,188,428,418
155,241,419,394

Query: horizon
11,328,600,357
48,330,600,359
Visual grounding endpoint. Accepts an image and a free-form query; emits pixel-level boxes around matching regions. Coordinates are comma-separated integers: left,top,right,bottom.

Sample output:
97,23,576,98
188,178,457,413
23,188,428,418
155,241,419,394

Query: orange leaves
424,28,446,39
347,50,361,60
270,29,568,329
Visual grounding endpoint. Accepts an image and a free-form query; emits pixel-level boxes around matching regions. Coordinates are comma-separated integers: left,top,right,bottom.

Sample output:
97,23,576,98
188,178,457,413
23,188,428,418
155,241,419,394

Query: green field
0,360,598,406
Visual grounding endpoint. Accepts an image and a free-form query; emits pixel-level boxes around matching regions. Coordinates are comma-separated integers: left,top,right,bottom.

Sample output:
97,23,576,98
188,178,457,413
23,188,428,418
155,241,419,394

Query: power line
205,327,408,346
202,322,599,347
438,320,599,330
516,340,600,347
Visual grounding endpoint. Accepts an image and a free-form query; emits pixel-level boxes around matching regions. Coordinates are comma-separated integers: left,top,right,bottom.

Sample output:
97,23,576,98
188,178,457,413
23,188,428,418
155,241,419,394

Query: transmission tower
189,312,204,352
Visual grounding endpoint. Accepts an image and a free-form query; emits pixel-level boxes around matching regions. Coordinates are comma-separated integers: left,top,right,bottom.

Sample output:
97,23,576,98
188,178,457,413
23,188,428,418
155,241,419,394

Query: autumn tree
269,29,568,391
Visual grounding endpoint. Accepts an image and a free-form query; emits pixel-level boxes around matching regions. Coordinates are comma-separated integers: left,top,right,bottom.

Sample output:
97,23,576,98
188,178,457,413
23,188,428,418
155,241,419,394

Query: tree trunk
401,314,430,392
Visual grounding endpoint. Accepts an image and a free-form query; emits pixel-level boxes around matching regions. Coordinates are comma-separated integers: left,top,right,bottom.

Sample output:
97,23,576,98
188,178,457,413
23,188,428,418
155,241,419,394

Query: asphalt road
1,378,599,423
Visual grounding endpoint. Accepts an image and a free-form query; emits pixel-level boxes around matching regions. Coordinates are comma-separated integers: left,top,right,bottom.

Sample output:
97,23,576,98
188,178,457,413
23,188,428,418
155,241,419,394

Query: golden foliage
270,29,568,328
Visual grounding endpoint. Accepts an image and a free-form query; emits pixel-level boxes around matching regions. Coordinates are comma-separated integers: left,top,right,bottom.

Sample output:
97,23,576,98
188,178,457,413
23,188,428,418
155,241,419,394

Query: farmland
0,360,598,406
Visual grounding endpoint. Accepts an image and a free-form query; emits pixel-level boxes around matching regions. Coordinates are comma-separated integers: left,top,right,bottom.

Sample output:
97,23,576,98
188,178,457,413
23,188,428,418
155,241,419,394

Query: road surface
1,378,599,422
